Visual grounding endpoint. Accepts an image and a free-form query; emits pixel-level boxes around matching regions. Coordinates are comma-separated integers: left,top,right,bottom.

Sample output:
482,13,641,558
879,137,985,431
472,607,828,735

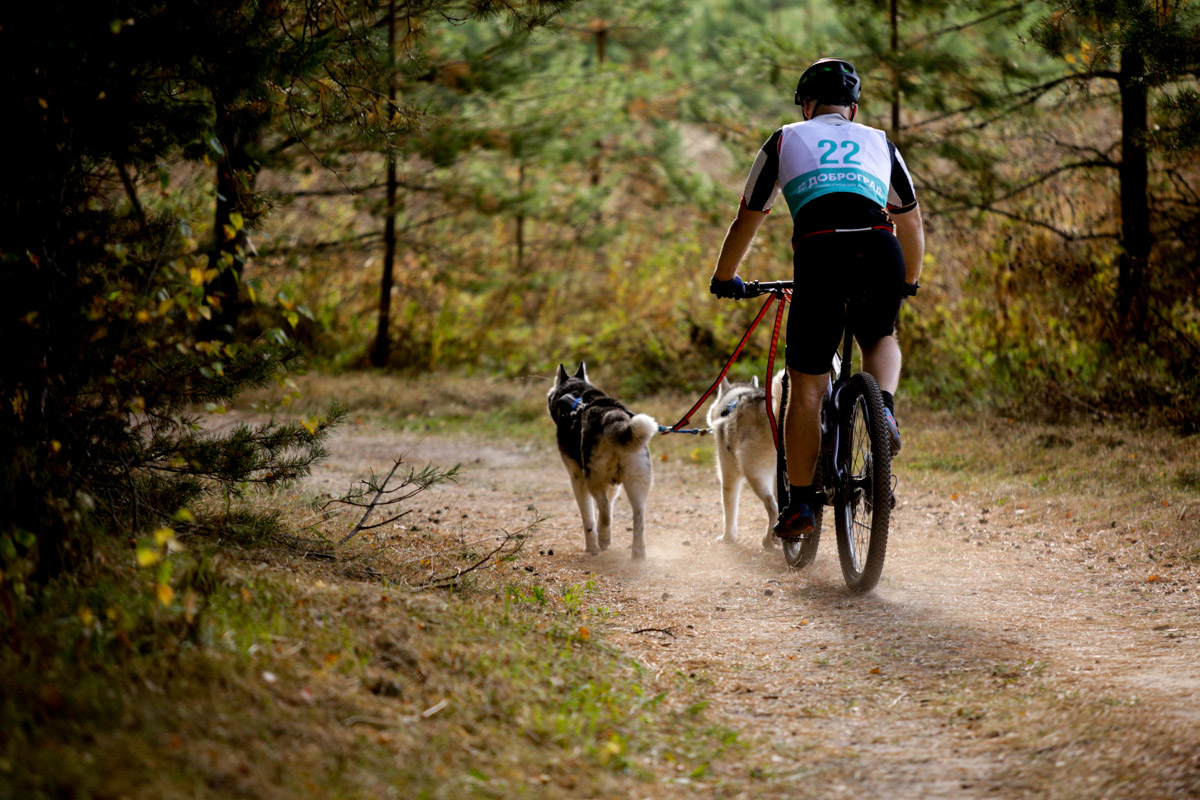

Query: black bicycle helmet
794,58,861,106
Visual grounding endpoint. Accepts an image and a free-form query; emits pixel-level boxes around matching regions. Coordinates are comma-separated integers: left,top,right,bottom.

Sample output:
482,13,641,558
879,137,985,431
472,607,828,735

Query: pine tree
0,1,342,590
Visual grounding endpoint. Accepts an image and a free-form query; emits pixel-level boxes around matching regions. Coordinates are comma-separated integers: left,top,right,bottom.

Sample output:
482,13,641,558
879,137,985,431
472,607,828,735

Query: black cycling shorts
786,228,906,375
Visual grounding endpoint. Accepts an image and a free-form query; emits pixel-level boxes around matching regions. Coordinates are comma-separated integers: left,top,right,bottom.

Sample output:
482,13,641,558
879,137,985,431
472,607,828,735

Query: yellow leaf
172,508,195,523
222,224,237,241
50,440,62,454
153,527,175,546
869,667,882,675
156,583,175,606
229,212,244,231
130,396,145,413
1065,53,1077,64
135,309,151,323
578,626,590,641
1147,574,1162,583
78,607,95,626
189,267,206,286
136,547,161,567
301,417,320,434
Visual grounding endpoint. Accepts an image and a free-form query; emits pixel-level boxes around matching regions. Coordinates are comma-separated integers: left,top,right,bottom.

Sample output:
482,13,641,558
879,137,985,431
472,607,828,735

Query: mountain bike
741,280,893,593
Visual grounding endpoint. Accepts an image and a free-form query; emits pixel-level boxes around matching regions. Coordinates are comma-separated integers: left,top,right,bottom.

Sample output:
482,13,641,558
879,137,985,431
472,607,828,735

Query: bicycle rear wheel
774,370,822,568
833,372,891,592
782,459,823,568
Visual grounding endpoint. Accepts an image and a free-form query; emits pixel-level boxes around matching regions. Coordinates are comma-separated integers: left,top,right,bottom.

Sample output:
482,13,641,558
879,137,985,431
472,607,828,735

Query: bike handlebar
741,280,794,298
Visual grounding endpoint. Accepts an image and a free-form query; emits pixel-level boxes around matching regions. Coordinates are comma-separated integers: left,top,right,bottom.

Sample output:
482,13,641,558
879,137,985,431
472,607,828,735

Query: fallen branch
631,627,676,637
418,523,537,590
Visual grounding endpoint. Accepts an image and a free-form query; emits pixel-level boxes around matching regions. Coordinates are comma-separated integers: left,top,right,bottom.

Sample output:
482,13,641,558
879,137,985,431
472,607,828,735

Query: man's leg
775,367,829,538
861,332,903,452
784,367,829,486
860,332,901,395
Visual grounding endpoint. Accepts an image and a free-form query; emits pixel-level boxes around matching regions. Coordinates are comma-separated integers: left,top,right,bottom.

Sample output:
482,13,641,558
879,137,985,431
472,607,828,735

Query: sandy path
310,421,1200,798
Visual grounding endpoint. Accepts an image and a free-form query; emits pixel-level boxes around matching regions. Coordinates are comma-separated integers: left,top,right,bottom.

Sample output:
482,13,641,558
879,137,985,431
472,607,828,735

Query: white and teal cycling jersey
741,114,918,235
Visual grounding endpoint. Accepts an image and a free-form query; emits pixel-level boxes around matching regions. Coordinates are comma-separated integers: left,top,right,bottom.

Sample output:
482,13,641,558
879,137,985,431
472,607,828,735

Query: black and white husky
706,372,785,549
547,363,657,559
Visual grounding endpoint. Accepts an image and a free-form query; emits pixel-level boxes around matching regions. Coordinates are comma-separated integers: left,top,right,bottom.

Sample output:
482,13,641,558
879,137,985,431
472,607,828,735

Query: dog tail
614,412,658,449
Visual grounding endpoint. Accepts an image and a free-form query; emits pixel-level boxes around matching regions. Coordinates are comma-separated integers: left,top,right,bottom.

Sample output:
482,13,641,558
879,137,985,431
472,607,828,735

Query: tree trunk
1117,43,1151,336
203,98,261,341
371,0,398,368
515,159,526,272
890,0,901,142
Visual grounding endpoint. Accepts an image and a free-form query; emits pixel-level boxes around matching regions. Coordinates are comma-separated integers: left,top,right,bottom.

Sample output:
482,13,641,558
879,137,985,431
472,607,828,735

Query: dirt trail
311,422,1200,798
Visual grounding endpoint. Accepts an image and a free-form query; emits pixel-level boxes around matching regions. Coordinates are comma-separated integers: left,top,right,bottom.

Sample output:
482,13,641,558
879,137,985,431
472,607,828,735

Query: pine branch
904,74,1105,133
907,3,1030,48
334,459,461,545
925,184,1119,241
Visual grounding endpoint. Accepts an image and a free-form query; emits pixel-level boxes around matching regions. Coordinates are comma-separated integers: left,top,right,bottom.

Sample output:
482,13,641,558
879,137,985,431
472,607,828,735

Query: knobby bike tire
776,370,823,569
833,372,892,592
782,458,823,568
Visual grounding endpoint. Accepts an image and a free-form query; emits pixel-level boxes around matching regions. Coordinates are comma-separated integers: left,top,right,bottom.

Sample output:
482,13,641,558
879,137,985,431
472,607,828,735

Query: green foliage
0,1,347,599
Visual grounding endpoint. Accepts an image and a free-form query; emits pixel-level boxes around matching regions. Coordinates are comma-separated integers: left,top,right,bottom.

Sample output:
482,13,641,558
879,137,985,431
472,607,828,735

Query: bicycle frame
741,279,854,507
742,278,893,590
822,321,856,503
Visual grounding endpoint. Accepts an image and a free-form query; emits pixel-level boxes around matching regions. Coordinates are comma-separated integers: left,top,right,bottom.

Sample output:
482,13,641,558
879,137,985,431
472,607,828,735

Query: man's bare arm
712,206,769,281
892,206,925,285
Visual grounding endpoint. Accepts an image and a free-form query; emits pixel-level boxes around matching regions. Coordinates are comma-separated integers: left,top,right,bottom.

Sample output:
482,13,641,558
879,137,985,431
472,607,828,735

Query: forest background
2,0,1199,795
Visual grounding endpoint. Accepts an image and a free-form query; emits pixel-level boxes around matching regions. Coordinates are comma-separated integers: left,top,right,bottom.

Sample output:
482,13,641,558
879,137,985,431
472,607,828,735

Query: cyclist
709,58,925,539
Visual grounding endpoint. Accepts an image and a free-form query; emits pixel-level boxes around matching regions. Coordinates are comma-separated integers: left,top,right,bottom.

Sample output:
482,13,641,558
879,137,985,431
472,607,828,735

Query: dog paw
761,533,780,550
716,533,737,544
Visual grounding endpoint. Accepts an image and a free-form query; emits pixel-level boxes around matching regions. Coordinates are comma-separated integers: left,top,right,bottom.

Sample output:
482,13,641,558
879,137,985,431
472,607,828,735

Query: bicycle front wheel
833,372,892,592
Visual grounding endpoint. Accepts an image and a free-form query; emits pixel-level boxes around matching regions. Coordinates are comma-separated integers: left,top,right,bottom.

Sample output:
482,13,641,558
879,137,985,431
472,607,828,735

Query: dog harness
558,393,586,417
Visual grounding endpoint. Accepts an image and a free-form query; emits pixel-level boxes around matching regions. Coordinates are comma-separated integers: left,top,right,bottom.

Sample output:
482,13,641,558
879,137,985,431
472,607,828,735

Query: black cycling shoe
773,502,815,540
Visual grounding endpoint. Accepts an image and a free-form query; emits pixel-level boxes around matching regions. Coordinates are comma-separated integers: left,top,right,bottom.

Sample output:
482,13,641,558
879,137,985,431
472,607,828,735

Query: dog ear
751,375,759,388
555,364,568,387
574,362,588,381
717,376,730,398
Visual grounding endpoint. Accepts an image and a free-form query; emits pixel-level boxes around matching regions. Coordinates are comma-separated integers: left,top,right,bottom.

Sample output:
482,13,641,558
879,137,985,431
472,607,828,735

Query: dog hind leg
624,454,651,560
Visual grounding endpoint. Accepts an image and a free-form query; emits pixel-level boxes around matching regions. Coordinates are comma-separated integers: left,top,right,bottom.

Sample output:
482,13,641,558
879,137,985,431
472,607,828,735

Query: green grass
1,517,738,799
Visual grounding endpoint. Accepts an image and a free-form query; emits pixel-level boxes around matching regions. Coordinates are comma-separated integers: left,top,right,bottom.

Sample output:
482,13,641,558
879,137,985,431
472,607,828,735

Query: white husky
706,372,786,549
